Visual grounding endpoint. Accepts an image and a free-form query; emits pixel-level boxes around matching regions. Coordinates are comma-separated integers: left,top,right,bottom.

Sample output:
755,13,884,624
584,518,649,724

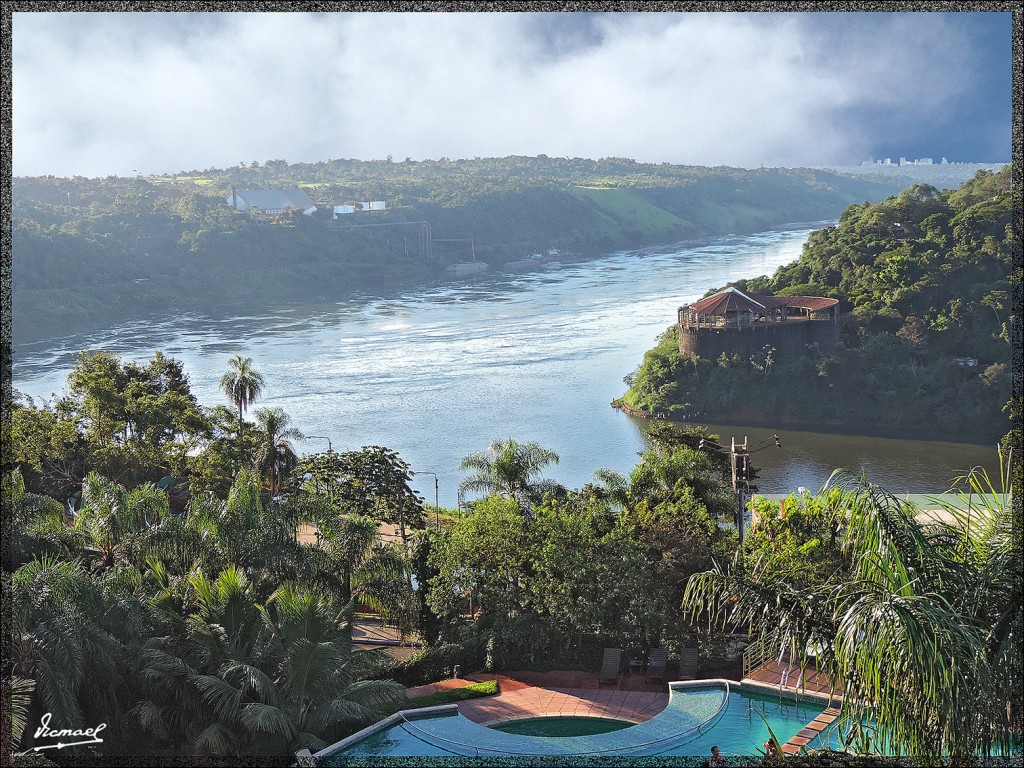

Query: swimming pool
314,680,833,763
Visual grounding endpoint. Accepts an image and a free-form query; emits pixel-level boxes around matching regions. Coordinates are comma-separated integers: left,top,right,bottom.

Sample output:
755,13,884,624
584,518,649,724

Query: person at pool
706,745,728,767
763,740,781,762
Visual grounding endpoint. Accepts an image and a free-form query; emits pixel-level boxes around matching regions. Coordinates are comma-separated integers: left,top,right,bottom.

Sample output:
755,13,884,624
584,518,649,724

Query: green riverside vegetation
3,351,1019,761
5,161,1020,763
618,167,1017,439
12,156,905,342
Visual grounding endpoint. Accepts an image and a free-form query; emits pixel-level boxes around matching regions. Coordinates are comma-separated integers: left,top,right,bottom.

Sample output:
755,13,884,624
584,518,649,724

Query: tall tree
299,448,425,555
252,407,303,498
458,438,561,514
73,472,169,571
298,510,412,625
219,355,265,430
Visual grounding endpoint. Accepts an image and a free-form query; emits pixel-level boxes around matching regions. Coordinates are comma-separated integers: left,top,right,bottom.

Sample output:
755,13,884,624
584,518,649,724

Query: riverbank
612,400,1002,446
13,159,907,346
14,224,1000,501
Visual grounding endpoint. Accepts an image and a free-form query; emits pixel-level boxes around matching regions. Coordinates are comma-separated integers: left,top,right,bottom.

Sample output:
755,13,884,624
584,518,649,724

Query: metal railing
743,637,774,679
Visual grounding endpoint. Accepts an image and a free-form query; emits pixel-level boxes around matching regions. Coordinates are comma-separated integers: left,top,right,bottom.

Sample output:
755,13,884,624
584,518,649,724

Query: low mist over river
13,225,1001,506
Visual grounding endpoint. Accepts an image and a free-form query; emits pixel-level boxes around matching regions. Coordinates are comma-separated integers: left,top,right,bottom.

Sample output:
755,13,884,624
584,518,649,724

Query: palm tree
11,557,148,749
591,446,734,519
682,463,1020,760
252,407,304,498
4,676,35,754
75,472,170,571
5,468,80,568
164,471,306,595
458,438,560,513
138,571,407,756
302,512,414,627
249,586,408,753
628,446,735,519
219,355,265,430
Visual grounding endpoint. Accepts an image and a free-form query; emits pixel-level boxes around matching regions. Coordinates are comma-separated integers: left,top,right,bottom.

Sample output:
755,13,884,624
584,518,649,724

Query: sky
11,10,1014,178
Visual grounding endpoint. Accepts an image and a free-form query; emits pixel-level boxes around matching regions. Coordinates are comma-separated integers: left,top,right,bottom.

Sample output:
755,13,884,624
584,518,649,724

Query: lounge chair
645,647,668,682
598,648,622,686
677,647,699,680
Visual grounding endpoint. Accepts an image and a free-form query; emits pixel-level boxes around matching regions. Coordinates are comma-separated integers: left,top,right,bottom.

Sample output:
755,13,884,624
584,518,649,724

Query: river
11,224,1002,506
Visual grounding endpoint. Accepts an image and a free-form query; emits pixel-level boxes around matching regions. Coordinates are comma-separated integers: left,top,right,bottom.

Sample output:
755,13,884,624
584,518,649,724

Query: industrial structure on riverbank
678,287,839,360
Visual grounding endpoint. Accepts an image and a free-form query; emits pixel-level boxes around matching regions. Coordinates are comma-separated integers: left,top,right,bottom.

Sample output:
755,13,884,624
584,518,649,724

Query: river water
12,224,1001,506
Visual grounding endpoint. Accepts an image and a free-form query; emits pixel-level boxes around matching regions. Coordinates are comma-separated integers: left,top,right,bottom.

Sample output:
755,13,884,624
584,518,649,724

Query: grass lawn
408,679,500,709
571,185,690,234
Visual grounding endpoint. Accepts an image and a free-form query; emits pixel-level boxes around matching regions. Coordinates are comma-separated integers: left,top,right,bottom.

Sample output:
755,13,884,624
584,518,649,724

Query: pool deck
409,671,671,726
743,659,837,697
313,678,843,761
406,667,841,754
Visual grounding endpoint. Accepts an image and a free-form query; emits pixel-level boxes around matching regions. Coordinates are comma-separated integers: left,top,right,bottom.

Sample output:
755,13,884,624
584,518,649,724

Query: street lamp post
420,472,440,530
304,437,335,507
306,435,333,452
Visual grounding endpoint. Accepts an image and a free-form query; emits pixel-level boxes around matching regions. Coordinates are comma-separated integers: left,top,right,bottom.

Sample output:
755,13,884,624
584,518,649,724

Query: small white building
226,187,317,215
332,201,387,218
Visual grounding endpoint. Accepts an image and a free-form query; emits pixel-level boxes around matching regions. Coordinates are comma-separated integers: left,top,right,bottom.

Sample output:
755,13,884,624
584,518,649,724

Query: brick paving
405,667,842,755
432,672,670,726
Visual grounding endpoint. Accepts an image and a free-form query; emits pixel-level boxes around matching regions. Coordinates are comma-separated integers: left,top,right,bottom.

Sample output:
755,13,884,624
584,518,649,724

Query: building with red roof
677,287,839,360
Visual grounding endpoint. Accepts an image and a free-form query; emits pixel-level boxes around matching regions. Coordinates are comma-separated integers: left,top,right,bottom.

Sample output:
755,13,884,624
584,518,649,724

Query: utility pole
730,436,750,543
730,434,781,543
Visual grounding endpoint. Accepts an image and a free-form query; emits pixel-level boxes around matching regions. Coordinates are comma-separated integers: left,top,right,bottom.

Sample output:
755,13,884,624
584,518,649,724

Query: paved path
423,673,670,726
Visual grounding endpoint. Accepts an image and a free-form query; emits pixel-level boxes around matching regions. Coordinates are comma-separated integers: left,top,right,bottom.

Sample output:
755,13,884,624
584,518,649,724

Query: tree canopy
619,167,1016,439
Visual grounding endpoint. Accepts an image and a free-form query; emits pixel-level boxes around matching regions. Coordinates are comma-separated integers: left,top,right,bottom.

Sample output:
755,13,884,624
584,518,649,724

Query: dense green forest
5,350,1018,762
618,167,1017,439
12,156,903,342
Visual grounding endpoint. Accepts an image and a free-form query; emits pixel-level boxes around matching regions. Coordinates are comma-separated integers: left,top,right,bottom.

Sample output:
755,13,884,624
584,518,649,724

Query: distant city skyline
12,10,1013,177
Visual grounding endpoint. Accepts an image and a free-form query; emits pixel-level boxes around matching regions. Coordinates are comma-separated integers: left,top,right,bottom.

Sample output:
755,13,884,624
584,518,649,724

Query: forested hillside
12,156,901,342
618,167,1017,439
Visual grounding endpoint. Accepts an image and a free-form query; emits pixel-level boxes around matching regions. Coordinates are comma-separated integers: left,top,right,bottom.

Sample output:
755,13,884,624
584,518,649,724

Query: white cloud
11,11,1006,177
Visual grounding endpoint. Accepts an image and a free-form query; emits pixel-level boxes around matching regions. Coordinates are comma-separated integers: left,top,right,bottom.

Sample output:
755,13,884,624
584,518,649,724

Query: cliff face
678,318,838,361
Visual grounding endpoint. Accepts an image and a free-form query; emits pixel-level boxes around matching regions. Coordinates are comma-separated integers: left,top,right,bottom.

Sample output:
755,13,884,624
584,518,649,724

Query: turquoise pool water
321,682,830,762
492,717,635,737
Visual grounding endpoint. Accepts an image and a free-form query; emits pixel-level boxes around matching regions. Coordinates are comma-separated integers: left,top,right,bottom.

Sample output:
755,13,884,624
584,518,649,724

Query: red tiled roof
688,288,837,315
689,287,764,315
782,296,839,311
746,293,791,309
